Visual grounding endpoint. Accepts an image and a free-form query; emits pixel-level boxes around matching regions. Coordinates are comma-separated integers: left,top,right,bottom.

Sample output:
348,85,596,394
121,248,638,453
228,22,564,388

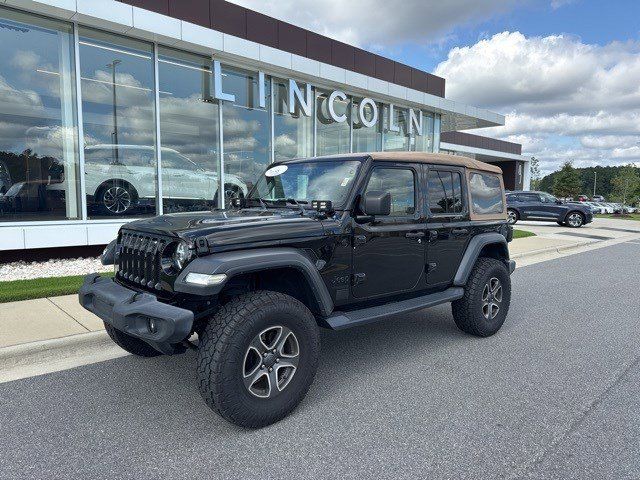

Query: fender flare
174,248,334,316
453,233,510,287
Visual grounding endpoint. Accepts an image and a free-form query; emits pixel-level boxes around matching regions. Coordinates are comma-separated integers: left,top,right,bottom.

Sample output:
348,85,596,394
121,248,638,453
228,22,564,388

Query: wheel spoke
243,368,268,396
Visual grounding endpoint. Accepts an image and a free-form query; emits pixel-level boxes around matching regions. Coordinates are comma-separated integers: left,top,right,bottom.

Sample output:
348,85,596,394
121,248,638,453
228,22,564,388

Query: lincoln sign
212,60,427,135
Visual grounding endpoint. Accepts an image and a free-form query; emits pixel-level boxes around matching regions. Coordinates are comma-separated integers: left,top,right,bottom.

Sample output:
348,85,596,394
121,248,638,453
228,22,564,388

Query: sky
230,0,640,175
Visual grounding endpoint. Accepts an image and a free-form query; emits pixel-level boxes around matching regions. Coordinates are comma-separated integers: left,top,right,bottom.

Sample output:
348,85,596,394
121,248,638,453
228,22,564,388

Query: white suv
51,145,247,215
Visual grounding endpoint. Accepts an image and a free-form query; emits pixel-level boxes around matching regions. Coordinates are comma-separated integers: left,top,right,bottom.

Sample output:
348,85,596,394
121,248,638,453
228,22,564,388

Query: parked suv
506,191,593,227
49,145,248,215
79,153,516,428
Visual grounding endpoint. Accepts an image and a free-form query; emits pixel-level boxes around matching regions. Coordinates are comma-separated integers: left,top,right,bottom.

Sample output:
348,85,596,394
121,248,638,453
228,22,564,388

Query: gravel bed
0,257,112,282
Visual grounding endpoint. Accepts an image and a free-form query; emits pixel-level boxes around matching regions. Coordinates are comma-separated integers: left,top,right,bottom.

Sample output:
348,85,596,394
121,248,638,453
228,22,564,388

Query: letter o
359,98,378,128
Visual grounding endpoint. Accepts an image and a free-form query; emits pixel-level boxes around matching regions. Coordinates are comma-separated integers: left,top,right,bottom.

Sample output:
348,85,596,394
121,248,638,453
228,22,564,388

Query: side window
365,168,415,216
469,172,504,215
428,169,464,215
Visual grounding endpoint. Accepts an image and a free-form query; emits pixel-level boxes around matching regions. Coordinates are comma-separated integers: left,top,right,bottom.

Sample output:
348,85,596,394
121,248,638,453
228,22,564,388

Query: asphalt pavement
1,241,640,479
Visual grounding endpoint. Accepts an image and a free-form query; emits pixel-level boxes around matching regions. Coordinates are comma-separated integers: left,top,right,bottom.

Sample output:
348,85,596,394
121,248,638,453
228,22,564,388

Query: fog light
184,273,227,286
148,318,157,334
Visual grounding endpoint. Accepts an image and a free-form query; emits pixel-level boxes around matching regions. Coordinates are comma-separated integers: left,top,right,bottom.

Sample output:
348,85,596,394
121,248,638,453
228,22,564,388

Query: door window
428,170,464,215
364,168,415,216
520,193,540,202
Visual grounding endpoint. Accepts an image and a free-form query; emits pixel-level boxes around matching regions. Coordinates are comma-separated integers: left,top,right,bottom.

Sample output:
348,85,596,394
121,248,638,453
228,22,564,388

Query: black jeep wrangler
80,152,515,428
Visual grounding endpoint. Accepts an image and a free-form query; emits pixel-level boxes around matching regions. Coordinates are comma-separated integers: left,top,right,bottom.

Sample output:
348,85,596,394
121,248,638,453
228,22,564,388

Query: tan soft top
367,152,503,174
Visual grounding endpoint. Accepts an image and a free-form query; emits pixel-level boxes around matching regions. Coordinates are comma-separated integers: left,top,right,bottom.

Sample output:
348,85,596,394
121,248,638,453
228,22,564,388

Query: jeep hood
123,209,325,247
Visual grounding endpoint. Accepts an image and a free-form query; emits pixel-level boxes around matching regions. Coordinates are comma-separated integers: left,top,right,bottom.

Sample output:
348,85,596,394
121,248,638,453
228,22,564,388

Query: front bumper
79,274,194,354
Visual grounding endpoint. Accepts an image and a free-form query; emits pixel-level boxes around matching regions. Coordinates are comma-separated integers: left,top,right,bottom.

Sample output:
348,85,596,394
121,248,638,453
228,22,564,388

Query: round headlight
172,241,192,271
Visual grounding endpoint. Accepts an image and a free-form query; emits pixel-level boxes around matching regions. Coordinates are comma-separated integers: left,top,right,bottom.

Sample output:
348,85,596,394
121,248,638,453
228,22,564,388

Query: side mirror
360,190,391,217
555,199,562,205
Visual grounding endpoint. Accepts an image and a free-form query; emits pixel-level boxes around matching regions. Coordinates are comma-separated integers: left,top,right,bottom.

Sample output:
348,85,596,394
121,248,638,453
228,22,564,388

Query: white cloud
229,0,519,47
435,31,640,174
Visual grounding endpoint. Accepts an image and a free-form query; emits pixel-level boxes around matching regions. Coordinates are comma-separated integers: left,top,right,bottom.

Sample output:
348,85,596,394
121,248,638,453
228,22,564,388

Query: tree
610,165,640,206
552,161,582,199
530,156,541,190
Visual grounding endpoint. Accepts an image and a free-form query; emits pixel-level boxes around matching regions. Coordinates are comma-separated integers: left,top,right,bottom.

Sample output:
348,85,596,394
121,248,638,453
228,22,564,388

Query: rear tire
452,257,511,337
104,322,161,357
197,290,320,428
507,209,519,225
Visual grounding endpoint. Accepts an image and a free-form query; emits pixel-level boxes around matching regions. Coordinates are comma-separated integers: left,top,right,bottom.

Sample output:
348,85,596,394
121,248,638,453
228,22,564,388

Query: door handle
452,228,469,235
405,231,425,238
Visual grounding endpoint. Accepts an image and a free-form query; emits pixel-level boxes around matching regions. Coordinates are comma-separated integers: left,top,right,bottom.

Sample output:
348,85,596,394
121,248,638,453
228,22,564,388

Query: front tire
507,209,519,225
104,322,161,357
452,257,511,337
565,211,584,228
197,291,320,428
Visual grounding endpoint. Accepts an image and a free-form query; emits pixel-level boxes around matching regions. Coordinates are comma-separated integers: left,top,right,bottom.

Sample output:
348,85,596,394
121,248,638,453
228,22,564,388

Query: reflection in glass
409,112,435,152
158,48,220,213
428,170,463,214
383,105,409,152
79,28,156,218
365,168,415,216
250,160,361,208
352,98,381,153
222,67,270,203
470,172,504,214
316,90,350,156
274,79,313,160
0,8,79,222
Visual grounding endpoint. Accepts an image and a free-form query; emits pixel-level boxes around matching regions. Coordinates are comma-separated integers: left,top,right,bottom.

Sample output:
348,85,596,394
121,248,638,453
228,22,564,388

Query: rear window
469,172,504,215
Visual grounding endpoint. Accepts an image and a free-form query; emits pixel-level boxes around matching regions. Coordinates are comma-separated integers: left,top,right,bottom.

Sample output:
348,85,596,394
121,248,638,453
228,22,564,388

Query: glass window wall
409,112,435,152
273,78,313,161
0,8,79,222
383,105,409,152
78,28,156,218
158,48,219,213
352,97,381,153
221,67,271,202
316,90,351,156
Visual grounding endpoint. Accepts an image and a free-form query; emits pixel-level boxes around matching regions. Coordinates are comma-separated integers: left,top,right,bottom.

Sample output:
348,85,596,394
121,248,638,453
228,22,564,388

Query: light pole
593,171,597,197
107,59,122,163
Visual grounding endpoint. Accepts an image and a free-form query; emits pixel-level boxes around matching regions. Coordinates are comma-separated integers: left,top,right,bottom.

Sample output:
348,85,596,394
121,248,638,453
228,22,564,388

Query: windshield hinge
195,236,209,254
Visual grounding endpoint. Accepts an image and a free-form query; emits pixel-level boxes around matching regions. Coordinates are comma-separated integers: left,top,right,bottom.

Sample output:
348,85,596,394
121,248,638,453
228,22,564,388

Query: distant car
577,195,589,202
48,145,249,215
506,191,593,228
575,201,602,215
0,160,11,195
592,195,605,202
594,202,613,214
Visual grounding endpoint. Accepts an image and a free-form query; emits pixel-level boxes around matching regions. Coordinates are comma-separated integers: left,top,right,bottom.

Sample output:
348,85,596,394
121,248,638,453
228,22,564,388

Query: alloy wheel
567,213,583,227
507,210,518,224
242,326,299,399
481,277,503,320
103,186,131,214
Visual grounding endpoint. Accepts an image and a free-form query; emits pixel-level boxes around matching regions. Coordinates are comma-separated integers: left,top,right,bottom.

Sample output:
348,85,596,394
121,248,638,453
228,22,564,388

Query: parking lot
1,236,639,479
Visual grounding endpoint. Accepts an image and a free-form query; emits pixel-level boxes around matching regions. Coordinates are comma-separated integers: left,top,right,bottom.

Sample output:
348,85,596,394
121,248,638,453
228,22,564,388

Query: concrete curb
0,331,110,366
510,239,597,260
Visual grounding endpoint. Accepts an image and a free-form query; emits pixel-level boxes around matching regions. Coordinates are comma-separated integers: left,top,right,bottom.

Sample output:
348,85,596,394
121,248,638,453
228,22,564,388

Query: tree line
534,160,640,204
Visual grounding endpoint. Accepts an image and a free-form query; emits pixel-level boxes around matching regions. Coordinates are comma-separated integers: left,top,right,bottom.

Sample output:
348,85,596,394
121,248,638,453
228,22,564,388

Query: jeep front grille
117,230,171,291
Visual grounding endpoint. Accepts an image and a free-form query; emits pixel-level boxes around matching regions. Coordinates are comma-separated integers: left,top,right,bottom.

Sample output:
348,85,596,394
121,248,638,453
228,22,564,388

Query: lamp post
107,59,122,163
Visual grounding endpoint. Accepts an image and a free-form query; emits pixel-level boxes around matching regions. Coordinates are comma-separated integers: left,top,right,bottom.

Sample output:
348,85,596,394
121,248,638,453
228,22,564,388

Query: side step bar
322,287,465,330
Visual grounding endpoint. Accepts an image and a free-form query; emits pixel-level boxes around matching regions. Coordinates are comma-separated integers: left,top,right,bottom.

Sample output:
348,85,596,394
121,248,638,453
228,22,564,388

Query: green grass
0,271,114,304
600,213,640,221
513,229,536,239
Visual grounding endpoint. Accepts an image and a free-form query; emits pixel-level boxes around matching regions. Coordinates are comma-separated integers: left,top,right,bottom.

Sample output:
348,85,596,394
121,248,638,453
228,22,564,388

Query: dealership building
0,0,530,251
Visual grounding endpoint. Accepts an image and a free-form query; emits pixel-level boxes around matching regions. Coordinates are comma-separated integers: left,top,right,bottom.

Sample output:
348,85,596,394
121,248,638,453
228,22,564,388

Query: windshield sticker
341,177,351,187
264,165,288,177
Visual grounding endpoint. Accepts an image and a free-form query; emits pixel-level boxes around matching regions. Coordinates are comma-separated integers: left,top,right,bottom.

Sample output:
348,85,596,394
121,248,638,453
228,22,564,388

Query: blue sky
402,0,640,72
234,0,640,175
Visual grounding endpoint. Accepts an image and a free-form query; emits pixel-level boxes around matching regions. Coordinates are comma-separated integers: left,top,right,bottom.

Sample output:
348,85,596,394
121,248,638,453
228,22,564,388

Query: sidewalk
2,218,639,351
0,295,104,349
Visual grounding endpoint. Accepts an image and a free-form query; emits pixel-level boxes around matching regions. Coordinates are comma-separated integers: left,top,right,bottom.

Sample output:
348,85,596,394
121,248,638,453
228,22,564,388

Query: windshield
249,160,361,208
